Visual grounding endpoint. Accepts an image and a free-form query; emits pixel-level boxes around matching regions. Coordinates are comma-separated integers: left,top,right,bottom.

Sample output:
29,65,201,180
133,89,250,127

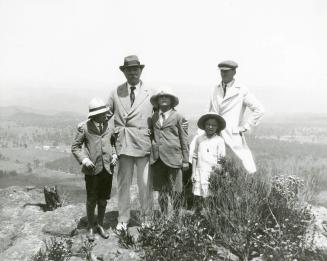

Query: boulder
305,206,327,256
42,204,85,236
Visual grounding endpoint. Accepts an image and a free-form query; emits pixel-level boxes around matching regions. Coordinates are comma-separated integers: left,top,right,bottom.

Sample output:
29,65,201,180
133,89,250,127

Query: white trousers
117,155,153,223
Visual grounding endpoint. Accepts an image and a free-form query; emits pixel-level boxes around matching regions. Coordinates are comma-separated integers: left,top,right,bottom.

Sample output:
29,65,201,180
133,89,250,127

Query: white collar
221,79,235,88
159,108,173,116
127,81,141,89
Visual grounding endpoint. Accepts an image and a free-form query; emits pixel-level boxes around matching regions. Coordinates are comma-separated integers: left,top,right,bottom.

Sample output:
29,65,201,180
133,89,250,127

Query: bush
118,158,322,261
205,158,316,260
32,237,72,261
136,212,223,261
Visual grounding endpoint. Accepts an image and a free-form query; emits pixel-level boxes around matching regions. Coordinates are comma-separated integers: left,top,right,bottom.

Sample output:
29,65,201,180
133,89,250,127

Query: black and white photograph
0,0,326,260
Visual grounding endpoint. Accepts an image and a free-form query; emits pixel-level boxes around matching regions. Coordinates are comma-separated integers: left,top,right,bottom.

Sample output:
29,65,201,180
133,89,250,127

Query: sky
0,0,326,117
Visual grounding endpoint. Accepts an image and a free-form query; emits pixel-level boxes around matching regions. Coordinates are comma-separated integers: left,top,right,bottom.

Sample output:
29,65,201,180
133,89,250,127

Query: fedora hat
88,97,109,118
150,88,179,108
119,55,145,71
197,112,226,131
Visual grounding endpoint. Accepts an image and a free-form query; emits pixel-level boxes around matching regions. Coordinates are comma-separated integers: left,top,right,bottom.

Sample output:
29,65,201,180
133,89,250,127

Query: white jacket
208,81,264,173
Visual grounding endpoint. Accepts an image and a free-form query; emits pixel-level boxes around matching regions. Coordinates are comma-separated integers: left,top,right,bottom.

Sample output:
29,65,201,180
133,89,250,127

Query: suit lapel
102,121,109,135
162,110,176,128
87,120,100,135
223,82,240,101
153,111,161,128
117,83,131,114
128,82,150,115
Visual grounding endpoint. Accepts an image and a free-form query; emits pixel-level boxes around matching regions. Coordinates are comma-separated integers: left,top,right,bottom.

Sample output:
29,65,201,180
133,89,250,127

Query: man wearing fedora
72,97,118,240
107,55,156,229
208,60,264,173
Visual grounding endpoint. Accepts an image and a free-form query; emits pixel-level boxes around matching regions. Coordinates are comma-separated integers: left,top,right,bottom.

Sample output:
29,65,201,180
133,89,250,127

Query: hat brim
150,93,179,108
119,64,145,71
88,107,109,118
197,113,226,131
219,66,235,71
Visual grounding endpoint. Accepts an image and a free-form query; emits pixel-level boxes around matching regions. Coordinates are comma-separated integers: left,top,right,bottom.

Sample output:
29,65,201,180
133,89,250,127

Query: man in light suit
208,60,264,173
107,55,156,229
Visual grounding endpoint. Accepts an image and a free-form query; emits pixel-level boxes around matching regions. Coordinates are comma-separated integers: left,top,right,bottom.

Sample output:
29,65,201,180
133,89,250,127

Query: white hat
150,88,179,108
88,97,109,118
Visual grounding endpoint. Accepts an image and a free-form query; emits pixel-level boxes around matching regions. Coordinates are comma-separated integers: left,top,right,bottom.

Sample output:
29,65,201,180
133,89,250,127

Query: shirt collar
127,81,141,89
91,119,100,127
221,79,235,89
159,108,173,117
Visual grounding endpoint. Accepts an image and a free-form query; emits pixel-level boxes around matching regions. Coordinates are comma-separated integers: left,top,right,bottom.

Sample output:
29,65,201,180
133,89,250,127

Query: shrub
206,158,316,260
32,237,72,261
137,212,224,261
205,158,271,260
118,157,321,261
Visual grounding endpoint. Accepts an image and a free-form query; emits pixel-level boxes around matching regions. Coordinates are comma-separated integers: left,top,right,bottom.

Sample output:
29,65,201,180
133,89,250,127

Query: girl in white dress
192,112,226,199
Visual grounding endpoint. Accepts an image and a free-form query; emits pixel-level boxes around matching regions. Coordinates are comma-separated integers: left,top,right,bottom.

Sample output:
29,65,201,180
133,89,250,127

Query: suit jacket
150,110,189,168
107,82,156,157
71,119,116,175
209,81,264,173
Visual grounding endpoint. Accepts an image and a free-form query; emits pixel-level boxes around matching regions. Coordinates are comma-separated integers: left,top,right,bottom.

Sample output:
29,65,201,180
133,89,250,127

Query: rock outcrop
1,185,326,261
305,206,327,256
0,186,140,261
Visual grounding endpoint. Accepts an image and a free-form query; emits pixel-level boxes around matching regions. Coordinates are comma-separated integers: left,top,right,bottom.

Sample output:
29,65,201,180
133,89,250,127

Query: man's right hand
82,158,95,169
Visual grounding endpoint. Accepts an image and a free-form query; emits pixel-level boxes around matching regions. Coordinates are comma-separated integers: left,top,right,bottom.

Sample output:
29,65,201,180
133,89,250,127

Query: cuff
82,158,89,165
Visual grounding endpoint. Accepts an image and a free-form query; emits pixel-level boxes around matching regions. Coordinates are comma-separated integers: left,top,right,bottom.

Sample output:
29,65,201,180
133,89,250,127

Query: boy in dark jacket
149,88,189,214
72,97,117,240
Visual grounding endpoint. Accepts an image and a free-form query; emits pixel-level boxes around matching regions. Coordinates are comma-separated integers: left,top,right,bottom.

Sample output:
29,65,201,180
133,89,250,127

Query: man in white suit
208,60,264,173
107,55,156,230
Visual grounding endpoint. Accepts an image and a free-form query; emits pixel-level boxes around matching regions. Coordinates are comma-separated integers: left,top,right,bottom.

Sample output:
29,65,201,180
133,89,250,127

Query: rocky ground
1,185,327,261
0,185,141,261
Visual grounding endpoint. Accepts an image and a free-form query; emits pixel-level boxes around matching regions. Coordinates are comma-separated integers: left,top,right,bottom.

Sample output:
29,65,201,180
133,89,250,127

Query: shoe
97,225,109,239
87,227,95,241
116,222,128,231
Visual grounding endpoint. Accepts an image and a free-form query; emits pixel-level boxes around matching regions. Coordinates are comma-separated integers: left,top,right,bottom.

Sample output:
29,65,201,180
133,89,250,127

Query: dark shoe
97,225,109,239
87,228,95,241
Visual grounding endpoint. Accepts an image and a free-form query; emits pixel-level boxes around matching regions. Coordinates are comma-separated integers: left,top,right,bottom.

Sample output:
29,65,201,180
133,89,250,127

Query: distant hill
0,106,84,127
262,113,327,127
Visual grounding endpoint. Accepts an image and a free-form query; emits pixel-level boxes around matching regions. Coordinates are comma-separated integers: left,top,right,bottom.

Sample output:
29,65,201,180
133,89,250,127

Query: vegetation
117,158,325,261
32,237,72,261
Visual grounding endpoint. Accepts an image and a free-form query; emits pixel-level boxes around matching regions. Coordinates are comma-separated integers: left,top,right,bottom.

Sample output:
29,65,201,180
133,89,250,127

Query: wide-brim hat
88,97,109,118
119,55,145,71
150,89,179,108
218,60,238,71
197,112,226,131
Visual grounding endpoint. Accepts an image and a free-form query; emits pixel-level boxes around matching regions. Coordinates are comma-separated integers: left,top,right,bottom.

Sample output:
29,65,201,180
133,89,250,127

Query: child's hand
181,120,188,131
110,154,118,166
83,158,95,169
145,129,152,137
182,162,189,172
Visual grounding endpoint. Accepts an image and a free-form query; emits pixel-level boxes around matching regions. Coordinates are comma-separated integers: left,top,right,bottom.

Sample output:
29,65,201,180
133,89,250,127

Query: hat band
123,61,140,67
89,105,107,112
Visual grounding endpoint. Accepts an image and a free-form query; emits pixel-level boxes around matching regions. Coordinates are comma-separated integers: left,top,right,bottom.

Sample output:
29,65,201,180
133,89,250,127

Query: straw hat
150,88,179,108
197,112,226,131
88,97,109,118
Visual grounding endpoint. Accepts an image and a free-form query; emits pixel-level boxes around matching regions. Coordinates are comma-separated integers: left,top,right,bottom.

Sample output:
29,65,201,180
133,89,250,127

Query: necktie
223,83,227,98
130,86,136,106
99,123,103,134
